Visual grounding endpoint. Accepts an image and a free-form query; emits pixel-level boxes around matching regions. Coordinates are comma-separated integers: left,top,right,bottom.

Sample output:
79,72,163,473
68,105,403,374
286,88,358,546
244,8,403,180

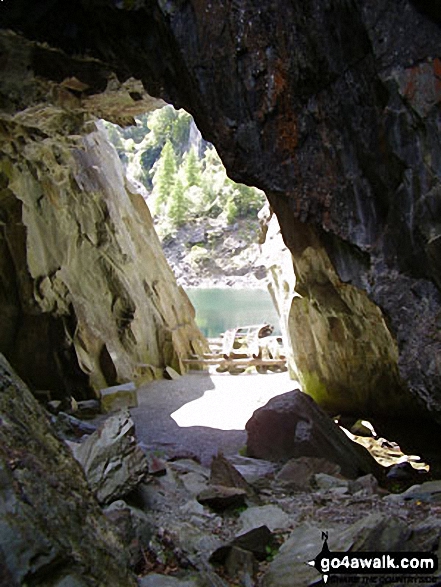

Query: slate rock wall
0,104,206,395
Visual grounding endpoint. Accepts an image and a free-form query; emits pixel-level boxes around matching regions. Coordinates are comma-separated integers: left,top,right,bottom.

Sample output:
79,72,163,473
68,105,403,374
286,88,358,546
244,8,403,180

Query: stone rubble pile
2,357,441,587
61,402,441,587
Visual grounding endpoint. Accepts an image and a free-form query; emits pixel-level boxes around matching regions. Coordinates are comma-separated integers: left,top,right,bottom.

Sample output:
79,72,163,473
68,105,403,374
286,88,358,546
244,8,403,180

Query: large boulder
0,354,137,586
245,391,383,479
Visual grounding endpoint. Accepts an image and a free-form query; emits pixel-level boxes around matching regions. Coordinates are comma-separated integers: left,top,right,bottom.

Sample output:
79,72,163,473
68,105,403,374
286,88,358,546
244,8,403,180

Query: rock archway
1,0,441,461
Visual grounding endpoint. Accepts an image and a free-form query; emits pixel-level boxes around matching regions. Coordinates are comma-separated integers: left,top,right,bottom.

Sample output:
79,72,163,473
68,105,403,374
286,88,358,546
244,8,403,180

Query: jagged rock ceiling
1,0,441,460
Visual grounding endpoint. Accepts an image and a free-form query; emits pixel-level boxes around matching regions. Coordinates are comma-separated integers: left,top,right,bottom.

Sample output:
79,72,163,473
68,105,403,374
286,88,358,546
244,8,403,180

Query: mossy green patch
238,445,248,457
300,371,329,405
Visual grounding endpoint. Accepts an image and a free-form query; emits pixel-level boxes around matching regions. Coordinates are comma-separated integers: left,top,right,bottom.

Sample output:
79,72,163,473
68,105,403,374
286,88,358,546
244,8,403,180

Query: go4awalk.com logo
307,532,438,584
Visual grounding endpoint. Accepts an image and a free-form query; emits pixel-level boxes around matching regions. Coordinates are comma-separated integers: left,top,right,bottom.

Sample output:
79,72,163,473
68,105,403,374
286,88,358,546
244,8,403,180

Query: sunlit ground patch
171,371,299,430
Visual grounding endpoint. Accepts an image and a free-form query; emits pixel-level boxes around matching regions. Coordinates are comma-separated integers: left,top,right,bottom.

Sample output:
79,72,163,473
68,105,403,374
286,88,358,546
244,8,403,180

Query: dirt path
131,370,299,465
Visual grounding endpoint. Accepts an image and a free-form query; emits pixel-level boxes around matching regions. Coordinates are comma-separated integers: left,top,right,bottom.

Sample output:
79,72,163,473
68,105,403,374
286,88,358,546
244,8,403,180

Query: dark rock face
0,354,137,587
1,2,441,453
245,390,383,480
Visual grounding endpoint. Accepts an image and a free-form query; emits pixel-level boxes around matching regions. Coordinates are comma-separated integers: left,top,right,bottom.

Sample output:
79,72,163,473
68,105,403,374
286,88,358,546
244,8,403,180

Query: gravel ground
131,370,299,466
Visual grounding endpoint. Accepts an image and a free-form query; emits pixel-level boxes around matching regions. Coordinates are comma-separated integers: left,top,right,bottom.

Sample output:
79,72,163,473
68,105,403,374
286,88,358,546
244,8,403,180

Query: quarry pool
185,287,281,338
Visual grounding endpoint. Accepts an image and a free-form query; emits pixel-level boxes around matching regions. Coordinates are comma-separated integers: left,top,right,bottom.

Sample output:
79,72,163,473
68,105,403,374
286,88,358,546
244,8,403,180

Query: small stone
328,485,350,495
51,412,98,439
71,410,148,504
52,576,88,587
169,458,209,477
239,505,291,533
104,500,153,568
181,472,209,495
276,457,341,491
210,525,274,564
76,399,101,419
225,546,257,581
68,396,79,412
146,453,167,476
164,366,181,380
165,519,223,556
210,453,254,497
138,574,200,587
179,500,206,517
387,479,441,503
47,400,62,414
350,419,376,437
417,480,441,494
197,485,247,512
65,440,80,453
227,455,279,485
349,474,379,495
386,461,417,480
188,226,207,245
100,382,138,413
313,473,349,492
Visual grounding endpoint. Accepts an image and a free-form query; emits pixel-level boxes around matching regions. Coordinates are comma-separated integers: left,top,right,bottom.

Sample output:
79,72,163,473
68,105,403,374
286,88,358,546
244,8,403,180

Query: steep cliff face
1,2,441,447
0,100,206,395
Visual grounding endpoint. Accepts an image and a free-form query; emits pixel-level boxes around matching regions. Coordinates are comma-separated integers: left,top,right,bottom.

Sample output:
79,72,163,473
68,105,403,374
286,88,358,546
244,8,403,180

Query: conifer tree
183,147,201,188
225,196,238,224
152,140,177,215
104,108,266,226
168,177,188,228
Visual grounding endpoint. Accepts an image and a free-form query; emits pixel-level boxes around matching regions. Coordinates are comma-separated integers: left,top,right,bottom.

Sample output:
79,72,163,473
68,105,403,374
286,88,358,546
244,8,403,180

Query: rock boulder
246,391,383,480
276,456,341,491
71,409,148,504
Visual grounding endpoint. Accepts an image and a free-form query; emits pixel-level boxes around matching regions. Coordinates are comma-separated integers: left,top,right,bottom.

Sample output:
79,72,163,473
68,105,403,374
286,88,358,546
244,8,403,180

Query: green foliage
185,185,209,218
188,245,210,268
231,503,248,516
238,445,248,456
103,105,266,229
265,544,280,562
152,140,177,215
147,106,192,158
138,145,161,189
103,122,124,149
183,147,201,188
225,197,238,224
168,176,188,228
148,104,177,140
235,183,266,216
